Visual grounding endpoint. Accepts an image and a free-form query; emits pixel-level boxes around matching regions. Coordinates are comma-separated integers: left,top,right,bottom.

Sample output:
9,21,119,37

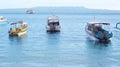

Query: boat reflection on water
46,32,60,39
45,32,61,58
9,35,27,45
46,32,61,44
86,37,112,47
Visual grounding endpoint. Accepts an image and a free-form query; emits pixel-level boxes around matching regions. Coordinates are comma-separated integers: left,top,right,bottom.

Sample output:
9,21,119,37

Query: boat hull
85,27,111,42
9,31,27,36
0,19,7,25
46,25,60,32
9,26,27,36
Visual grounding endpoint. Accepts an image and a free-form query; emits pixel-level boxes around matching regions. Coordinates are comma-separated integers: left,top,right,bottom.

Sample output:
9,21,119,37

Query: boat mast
94,16,96,22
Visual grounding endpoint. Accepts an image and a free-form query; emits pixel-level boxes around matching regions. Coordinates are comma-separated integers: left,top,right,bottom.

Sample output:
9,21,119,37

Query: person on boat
8,28,12,33
104,31,109,39
93,25,100,33
93,25,104,39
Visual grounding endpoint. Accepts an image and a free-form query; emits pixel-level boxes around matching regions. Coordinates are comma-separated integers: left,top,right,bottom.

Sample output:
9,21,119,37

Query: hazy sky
0,0,120,10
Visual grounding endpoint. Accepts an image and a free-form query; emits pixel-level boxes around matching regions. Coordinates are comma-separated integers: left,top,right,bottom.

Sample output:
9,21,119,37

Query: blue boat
85,21,113,42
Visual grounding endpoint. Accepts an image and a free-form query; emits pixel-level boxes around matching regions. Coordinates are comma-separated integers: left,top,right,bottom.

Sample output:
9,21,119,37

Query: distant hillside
0,7,120,14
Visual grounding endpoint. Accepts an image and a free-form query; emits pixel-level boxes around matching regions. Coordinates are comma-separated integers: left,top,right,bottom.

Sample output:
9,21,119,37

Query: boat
85,19,113,42
46,15,61,32
115,22,120,30
26,9,35,14
8,21,27,36
0,16,7,24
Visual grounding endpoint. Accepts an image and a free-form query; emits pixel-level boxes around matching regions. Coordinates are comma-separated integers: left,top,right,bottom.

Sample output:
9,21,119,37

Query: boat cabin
47,16,60,26
87,22,110,32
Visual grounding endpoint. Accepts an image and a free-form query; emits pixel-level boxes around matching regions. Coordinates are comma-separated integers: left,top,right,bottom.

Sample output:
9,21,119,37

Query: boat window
48,18,59,22
55,22,59,25
48,22,59,26
102,25,111,31
88,25,93,31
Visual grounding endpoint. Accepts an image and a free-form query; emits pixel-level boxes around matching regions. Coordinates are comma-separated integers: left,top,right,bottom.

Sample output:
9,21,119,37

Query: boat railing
116,22,120,30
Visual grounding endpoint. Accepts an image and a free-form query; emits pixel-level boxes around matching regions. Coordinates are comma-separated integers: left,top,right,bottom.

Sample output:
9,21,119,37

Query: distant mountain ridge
0,7,120,14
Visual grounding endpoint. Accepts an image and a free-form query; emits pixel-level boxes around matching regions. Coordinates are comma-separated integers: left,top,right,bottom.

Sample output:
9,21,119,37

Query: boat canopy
88,22,110,25
10,21,27,25
18,21,27,25
26,9,35,12
10,22,17,25
48,16,59,23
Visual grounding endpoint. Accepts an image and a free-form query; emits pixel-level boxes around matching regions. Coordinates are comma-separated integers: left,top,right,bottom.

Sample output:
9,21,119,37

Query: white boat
0,16,7,25
0,16,7,22
85,21,113,42
26,9,35,14
8,21,27,36
46,15,61,32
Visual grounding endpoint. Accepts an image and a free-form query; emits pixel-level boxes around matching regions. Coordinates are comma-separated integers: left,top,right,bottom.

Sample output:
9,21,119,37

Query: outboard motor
104,31,109,40
94,31,112,41
94,31,103,40
98,31,104,40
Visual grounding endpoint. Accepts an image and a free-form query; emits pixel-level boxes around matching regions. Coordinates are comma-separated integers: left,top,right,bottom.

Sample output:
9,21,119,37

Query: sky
0,0,120,10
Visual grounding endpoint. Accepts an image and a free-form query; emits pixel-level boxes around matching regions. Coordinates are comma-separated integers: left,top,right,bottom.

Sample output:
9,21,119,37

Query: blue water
0,13,120,67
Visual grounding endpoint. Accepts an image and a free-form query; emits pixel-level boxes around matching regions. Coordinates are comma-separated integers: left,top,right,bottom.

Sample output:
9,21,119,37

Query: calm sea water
0,13,120,67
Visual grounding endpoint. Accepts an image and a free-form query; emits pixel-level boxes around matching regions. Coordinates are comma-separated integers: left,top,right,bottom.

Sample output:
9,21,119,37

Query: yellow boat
8,21,27,36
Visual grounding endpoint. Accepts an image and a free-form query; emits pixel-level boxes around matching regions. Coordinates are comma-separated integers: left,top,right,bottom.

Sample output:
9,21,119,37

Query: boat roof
10,22,17,25
48,15,59,20
88,22,110,25
27,9,34,11
48,15,59,23
10,21,27,25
